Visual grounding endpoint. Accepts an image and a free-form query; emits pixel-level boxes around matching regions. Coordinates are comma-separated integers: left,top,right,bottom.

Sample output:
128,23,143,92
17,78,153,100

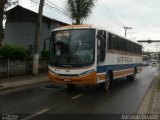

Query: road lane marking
22,108,49,120
71,94,83,100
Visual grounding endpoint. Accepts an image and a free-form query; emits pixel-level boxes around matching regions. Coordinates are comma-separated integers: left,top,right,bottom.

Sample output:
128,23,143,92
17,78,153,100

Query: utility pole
32,0,45,75
124,26,132,37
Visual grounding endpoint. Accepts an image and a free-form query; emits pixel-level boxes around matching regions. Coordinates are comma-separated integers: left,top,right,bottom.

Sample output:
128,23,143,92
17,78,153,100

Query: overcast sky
19,0,160,52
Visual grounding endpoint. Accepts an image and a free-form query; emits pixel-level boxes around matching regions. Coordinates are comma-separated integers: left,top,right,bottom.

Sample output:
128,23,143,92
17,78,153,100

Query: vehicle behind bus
142,55,149,66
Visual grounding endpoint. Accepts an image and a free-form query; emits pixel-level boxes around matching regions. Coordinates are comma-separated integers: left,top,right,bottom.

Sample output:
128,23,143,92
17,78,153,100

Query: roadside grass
157,76,160,92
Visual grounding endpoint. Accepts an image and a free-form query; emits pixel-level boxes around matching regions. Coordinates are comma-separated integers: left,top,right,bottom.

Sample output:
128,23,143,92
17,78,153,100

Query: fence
0,58,48,78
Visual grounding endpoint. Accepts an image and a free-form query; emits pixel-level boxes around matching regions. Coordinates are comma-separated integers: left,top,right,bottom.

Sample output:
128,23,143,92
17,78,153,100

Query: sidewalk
0,73,49,91
151,66,160,114
152,90,160,114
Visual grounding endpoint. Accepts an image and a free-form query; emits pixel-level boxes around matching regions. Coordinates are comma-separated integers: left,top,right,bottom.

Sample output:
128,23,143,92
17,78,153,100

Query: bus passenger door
97,30,106,63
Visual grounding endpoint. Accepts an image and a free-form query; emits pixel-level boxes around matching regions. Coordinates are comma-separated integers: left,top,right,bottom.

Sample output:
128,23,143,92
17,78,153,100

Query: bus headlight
80,69,95,76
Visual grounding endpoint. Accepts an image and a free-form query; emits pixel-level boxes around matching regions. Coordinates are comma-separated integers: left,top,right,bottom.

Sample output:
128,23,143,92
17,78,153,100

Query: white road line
71,94,83,100
22,108,49,120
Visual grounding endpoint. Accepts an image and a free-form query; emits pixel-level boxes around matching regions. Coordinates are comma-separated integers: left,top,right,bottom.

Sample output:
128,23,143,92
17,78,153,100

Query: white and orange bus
48,24,143,90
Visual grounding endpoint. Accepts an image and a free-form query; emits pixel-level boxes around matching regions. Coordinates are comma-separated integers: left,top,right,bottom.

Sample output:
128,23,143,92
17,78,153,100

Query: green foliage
41,50,49,61
0,44,26,60
4,0,19,10
66,0,95,24
0,28,4,36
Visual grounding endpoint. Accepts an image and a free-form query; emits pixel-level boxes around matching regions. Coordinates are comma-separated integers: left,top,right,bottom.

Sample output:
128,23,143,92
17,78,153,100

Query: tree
0,0,18,47
66,0,95,24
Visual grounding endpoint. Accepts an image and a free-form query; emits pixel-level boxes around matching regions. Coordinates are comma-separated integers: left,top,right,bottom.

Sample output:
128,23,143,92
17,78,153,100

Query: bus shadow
77,78,139,97
46,77,139,98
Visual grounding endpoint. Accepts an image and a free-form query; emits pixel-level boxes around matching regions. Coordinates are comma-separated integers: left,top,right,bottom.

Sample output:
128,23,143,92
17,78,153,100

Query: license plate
64,79,71,82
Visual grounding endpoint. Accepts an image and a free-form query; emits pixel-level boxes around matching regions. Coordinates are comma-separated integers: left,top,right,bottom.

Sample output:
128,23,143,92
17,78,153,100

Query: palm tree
66,0,95,24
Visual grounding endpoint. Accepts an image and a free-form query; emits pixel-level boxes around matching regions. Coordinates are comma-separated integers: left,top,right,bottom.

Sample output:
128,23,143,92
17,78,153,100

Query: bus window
97,30,106,63
111,35,118,50
107,33,112,49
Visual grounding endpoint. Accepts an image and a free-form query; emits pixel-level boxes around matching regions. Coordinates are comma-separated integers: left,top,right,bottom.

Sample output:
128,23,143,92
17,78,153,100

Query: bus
48,24,143,91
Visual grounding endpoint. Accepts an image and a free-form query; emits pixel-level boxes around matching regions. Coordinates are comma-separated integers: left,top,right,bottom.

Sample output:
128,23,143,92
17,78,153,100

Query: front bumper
48,71,97,85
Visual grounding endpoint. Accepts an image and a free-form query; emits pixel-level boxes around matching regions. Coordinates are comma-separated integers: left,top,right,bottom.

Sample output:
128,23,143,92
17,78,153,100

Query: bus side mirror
97,34,103,40
97,30,106,62
100,39,105,52
100,39,105,50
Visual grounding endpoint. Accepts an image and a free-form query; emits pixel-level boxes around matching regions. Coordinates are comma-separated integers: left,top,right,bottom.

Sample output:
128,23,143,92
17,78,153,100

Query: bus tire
104,74,112,91
127,68,137,81
127,74,136,81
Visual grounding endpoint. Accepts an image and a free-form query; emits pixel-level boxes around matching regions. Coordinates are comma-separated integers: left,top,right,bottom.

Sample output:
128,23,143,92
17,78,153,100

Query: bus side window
97,30,106,63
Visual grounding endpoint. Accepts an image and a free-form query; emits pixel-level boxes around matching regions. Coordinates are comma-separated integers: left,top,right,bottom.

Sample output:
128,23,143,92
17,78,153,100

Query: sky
18,0,160,52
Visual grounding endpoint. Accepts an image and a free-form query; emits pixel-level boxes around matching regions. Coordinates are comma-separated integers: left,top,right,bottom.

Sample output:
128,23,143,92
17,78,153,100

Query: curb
137,77,157,114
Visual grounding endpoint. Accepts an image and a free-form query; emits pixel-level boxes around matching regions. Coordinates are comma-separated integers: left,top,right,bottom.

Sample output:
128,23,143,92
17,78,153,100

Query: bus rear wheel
127,74,136,81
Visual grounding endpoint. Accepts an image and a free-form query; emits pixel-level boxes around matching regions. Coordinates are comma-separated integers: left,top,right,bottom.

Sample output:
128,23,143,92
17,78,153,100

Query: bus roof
53,24,93,31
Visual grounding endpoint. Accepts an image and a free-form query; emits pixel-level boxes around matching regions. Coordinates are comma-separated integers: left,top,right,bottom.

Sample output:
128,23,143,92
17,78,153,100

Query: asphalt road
0,66,158,120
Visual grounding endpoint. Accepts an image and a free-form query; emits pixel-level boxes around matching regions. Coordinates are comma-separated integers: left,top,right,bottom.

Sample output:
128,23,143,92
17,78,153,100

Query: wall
4,22,57,52
0,59,47,78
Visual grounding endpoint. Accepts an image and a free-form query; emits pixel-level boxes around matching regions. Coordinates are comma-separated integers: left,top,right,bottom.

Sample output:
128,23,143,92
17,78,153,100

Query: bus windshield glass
49,29,95,68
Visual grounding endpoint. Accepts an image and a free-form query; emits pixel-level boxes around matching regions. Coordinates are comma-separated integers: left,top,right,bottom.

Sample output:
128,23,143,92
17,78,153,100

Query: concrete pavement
0,73,48,91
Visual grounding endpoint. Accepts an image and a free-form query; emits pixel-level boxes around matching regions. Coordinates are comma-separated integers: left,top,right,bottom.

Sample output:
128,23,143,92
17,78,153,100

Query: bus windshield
49,29,95,68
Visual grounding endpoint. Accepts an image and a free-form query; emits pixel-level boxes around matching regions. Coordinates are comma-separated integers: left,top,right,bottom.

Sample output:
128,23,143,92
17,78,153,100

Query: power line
45,2,69,17
128,0,160,12
94,1,117,26
46,0,65,13
98,0,124,27
30,0,125,29
30,0,69,17
95,0,123,28
30,0,39,4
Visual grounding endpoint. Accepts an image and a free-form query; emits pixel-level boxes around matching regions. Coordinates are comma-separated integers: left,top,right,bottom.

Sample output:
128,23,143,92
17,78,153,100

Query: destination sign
117,57,132,63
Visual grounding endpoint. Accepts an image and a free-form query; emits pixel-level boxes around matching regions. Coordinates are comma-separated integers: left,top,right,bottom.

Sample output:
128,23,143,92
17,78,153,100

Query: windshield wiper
62,65,72,67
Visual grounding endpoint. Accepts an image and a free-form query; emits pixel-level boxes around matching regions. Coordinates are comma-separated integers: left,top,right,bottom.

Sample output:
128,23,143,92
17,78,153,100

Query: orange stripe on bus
137,67,143,73
97,74,106,80
113,69,134,78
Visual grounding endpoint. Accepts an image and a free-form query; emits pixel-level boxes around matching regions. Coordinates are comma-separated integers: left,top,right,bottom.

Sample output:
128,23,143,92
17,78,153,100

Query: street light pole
138,40,160,43
124,26,132,37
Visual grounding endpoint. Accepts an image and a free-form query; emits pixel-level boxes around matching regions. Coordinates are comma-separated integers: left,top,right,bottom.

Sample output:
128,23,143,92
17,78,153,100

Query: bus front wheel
105,74,112,91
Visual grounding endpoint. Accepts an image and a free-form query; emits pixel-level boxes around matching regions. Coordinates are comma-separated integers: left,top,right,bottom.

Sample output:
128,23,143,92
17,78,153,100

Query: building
4,5,69,52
